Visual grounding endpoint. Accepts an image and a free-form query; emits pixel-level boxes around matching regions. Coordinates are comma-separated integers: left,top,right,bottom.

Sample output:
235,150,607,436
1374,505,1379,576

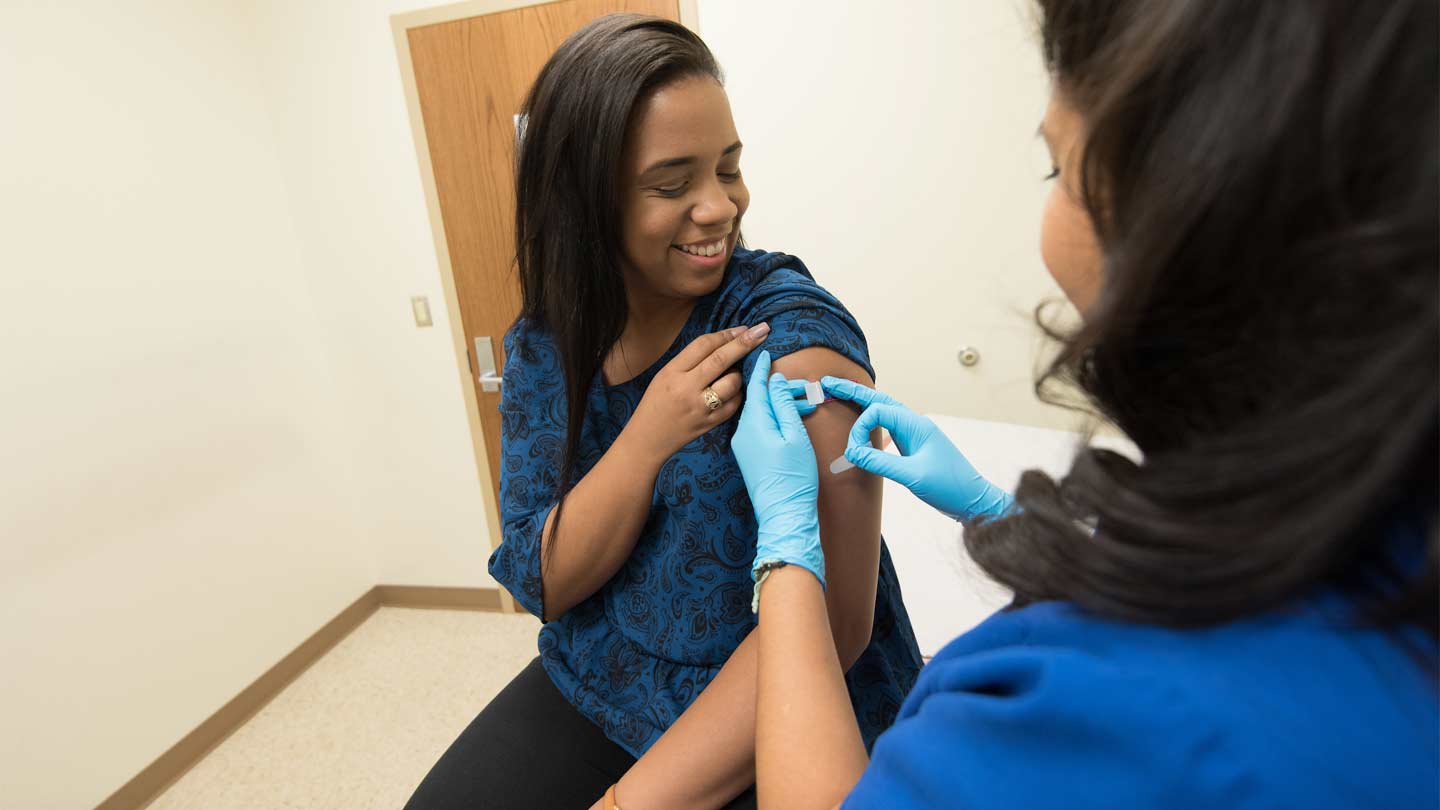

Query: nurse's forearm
610,632,758,809
756,566,868,810
537,427,667,621
612,564,874,810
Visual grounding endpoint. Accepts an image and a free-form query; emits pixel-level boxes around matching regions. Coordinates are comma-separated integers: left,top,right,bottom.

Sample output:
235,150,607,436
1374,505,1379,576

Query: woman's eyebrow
639,141,744,177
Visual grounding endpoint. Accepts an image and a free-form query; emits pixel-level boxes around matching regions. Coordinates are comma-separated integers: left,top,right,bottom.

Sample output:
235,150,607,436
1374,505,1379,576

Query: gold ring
701,387,723,411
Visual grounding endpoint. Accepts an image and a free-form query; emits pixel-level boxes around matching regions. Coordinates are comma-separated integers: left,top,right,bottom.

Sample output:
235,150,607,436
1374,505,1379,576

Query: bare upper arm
770,347,882,664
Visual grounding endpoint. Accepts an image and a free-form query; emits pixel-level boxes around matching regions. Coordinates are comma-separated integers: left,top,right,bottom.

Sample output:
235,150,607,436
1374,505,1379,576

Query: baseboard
376,583,505,611
96,585,505,810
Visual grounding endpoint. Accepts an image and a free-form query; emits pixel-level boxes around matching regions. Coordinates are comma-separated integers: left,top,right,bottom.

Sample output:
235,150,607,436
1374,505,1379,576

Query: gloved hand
786,378,819,417
821,377,1014,522
732,351,826,604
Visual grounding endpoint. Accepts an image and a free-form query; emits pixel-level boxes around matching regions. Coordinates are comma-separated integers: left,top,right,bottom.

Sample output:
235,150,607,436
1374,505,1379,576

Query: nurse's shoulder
846,596,1438,810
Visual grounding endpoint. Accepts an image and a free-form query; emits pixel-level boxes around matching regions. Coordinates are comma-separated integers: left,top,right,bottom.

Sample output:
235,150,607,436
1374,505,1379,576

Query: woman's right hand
820,377,1014,522
623,323,771,460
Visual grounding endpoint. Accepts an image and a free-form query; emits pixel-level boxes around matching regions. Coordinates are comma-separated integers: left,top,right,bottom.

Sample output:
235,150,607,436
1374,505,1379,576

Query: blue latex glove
732,351,826,606
787,378,819,417
821,376,1015,522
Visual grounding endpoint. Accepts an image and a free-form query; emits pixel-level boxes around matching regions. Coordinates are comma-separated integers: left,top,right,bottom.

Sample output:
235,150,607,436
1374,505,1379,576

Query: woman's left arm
594,348,880,810
770,347,883,666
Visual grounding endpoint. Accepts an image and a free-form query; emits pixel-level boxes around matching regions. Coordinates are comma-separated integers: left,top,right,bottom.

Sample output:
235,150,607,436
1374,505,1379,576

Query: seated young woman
403,14,923,810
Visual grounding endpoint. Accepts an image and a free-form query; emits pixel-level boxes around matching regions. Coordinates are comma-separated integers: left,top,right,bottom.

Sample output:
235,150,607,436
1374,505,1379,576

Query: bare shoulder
769,347,879,465
769,346,874,389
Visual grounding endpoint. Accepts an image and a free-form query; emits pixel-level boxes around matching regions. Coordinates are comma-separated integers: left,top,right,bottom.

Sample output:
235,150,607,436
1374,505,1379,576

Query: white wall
245,0,498,588
0,1,490,806
700,0,1081,429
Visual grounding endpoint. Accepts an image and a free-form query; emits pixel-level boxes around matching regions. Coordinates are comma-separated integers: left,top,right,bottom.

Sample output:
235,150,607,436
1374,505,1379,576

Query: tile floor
148,608,541,810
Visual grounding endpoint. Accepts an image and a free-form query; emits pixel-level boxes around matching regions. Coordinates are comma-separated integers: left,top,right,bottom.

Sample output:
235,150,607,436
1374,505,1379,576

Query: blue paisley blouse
489,248,923,758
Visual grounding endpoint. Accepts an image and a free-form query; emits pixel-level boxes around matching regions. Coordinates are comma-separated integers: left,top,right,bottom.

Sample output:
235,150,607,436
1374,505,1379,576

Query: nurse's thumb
846,445,912,487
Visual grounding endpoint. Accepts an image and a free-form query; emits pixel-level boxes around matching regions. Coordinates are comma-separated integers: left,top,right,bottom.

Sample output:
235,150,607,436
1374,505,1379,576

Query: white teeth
679,238,726,257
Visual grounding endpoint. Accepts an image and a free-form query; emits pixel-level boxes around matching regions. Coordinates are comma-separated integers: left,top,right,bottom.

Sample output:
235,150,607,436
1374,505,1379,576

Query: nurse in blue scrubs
729,0,1439,807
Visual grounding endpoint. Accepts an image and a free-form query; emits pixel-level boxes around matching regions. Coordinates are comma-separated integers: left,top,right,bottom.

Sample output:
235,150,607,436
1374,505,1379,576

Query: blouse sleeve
841,609,1245,810
735,266,876,385
486,322,564,620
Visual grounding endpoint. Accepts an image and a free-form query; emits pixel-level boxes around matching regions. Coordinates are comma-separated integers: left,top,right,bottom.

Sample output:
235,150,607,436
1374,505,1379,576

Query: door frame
390,1,700,613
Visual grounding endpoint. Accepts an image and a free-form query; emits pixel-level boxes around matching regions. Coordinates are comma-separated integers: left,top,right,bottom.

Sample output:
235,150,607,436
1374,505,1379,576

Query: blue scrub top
490,248,924,757
845,583,1438,808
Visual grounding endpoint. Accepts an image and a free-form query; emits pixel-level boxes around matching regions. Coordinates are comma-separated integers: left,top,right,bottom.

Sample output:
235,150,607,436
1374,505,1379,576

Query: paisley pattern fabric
489,248,923,758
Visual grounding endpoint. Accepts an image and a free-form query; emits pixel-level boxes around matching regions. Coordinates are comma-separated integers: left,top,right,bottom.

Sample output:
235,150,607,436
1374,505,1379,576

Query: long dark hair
514,15,722,566
968,0,1438,633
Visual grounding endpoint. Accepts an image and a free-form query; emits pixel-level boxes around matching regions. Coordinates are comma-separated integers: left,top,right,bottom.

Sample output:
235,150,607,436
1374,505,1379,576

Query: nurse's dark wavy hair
513,15,721,569
968,0,1438,634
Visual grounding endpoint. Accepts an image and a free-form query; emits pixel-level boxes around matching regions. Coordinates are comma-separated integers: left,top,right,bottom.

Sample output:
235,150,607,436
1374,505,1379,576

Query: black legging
404,657,759,809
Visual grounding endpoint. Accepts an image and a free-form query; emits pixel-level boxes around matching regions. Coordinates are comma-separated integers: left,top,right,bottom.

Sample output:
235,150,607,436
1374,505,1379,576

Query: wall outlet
411,296,433,327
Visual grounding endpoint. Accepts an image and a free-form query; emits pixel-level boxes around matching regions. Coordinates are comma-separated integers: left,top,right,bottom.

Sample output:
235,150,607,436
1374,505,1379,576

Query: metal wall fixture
472,336,505,392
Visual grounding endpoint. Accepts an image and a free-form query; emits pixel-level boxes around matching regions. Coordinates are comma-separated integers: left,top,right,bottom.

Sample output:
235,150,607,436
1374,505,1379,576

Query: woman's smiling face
618,75,750,305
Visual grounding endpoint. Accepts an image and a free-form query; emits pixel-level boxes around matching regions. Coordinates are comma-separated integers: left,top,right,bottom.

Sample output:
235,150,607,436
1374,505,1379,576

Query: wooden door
398,0,684,605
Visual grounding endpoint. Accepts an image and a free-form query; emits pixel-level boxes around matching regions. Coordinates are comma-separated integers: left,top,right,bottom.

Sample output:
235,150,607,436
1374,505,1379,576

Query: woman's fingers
688,323,769,383
715,395,743,423
672,326,746,370
707,370,744,408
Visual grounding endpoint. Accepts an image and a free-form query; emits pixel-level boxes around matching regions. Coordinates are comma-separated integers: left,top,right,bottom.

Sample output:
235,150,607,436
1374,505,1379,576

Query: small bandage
829,440,873,474
804,380,824,406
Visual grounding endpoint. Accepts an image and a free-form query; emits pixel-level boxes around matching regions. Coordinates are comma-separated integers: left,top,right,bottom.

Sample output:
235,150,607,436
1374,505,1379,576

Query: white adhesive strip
804,380,824,406
829,440,872,474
